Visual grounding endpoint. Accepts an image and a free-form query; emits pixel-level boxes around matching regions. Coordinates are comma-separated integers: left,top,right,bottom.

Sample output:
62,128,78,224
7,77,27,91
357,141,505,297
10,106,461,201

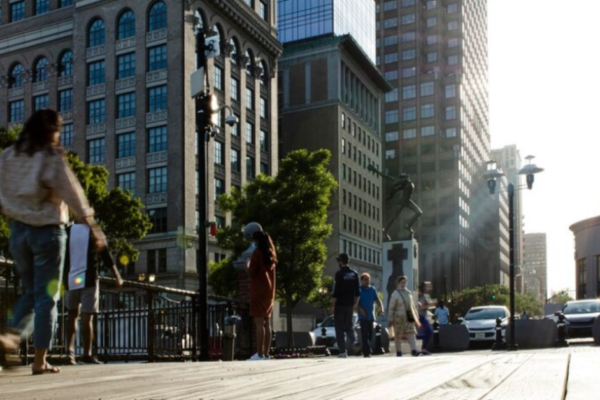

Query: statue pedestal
382,238,419,312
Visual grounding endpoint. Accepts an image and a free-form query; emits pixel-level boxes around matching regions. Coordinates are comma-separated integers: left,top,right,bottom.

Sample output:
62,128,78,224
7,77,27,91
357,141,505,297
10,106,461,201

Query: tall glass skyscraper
278,0,376,62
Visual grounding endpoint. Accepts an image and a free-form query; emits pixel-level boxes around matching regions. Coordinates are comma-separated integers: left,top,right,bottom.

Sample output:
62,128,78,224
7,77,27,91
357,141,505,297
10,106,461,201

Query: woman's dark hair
419,281,432,293
15,109,63,156
252,230,278,265
396,275,408,284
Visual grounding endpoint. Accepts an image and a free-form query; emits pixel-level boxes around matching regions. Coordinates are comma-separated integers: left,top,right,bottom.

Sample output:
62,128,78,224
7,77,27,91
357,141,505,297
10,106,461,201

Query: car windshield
465,308,506,320
320,317,335,327
563,301,600,314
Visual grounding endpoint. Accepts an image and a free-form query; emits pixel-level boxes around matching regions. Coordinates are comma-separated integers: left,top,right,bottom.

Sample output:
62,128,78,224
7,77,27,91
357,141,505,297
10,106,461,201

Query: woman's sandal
32,363,61,375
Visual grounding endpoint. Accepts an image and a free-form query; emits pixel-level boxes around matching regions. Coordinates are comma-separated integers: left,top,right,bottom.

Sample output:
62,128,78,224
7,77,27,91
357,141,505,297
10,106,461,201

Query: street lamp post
483,156,543,351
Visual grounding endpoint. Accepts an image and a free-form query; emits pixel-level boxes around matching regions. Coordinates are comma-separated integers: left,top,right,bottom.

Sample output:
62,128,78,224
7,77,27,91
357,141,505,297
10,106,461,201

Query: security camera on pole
191,24,237,362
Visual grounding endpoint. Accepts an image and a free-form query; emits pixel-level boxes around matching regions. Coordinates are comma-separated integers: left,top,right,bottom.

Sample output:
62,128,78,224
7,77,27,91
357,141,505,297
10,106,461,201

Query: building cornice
208,0,282,58
570,216,600,233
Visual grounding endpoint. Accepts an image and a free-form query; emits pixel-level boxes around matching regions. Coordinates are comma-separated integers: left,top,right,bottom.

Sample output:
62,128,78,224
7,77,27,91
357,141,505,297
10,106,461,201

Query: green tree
212,149,337,346
548,290,573,305
0,126,20,255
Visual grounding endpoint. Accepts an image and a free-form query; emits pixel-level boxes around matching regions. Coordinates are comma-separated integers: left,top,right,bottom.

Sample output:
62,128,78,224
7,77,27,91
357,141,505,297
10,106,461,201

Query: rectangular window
231,149,240,172
401,0,416,5
402,67,416,78
426,0,437,9
445,84,456,98
158,248,167,273
403,107,416,121
148,126,167,152
260,130,268,151
384,1,397,10
421,126,435,137
448,38,459,48
148,167,167,193
231,78,239,101
448,55,459,65
401,14,415,25
214,66,223,91
385,88,398,103
385,149,395,160
117,172,136,195
426,35,437,45
445,106,456,120
214,141,224,165
10,1,25,22
384,53,398,64
117,132,136,158
245,122,254,144
148,85,167,112
448,20,459,30
385,35,399,46
35,0,50,15
260,98,267,119
87,99,106,124
117,53,136,79
259,1,267,20
33,94,49,111
87,138,106,164
385,70,398,80
246,87,254,110
447,3,458,12
147,250,156,274
426,52,437,63
420,82,434,96
117,92,136,118
401,49,416,60
421,103,434,118
148,45,167,71
61,123,73,147
87,60,106,86
215,178,225,198
403,128,416,139
246,156,255,180
385,131,399,142
427,17,437,27
402,85,416,100
148,208,167,233
445,127,457,138
59,89,73,112
60,0,73,7
260,162,269,175
385,110,398,124
384,18,397,28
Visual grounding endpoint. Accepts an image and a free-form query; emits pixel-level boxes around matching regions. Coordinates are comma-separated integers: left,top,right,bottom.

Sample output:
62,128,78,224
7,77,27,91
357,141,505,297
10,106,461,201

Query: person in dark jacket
64,222,123,365
331,253,360,358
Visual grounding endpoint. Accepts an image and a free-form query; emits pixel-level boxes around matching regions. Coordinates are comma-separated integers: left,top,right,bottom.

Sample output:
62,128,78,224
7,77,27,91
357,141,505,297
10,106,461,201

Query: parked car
312,314,390,354
462,305,510,341
557,299,600,338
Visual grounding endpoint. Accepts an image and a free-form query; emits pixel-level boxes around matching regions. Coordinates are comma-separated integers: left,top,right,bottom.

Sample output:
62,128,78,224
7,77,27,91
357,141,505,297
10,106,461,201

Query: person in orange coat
246,230,277,361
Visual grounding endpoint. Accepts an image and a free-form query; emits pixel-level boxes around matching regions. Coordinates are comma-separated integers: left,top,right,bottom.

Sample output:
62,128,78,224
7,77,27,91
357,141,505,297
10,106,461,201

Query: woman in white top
388,275,421,357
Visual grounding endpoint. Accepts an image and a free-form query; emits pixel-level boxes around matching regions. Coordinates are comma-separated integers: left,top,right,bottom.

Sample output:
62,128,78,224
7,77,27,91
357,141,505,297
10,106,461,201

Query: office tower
278,0,376,62
376,0,491,292
0,0,281,289
278,35,390,287
523,233,547,301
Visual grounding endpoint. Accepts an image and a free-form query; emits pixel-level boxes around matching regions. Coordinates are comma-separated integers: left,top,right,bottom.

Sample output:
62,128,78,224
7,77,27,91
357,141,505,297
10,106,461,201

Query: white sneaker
337,352,348,358
261,355,271,361
247,353,262,361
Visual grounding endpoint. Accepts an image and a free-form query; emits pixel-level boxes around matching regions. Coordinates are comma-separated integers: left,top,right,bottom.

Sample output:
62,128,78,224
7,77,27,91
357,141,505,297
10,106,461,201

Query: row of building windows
379,33,460,48
342,189,380,222
384,127,457,142
379,0,458,12
340,112,380,157
0,0,72,25
343,215,381,246
385,83,456,102
384,105,457,124
342,164,380,201
341,239,381,266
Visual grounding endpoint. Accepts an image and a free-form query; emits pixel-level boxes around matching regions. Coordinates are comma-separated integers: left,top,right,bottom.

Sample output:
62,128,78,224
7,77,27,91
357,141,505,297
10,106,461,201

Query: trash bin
222,315,241,361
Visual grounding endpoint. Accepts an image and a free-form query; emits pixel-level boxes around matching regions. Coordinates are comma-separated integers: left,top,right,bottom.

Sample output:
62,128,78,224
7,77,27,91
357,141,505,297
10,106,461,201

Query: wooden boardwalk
1,346,599,400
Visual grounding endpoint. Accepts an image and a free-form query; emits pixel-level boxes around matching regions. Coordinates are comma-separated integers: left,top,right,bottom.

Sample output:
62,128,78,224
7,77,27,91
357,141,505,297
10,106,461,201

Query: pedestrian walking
434,300,450,325
332,253,360,358
388,276,421,356
246,230,277,361
357,272,384,357
0,109,106,374
418,281,435,355
64,222,123,365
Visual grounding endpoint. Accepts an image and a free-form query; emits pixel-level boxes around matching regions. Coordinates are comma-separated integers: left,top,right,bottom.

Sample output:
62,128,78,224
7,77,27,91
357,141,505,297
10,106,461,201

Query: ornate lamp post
483,156,543,350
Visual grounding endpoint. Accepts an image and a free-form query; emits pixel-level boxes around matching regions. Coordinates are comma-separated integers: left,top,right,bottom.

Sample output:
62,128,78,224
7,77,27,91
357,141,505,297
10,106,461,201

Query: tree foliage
450,284,544,318
0,125,151,267
211,149,337,343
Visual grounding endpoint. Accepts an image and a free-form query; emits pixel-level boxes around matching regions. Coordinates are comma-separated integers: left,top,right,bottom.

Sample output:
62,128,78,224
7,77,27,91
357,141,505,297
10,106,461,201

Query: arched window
88,18,106,48
10,64,25,88
34,57,49,82
244,50,253,75
59,50,74,77
260,60,269,85
118,10,136,39
229,39,239,65
148,2,167,31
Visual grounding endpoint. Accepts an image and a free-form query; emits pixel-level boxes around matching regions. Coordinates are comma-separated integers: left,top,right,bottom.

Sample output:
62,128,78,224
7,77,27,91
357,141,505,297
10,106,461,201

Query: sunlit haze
489,0,599,296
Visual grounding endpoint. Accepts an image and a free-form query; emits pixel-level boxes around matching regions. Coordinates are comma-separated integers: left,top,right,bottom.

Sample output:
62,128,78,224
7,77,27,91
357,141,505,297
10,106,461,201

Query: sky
488,0,600,296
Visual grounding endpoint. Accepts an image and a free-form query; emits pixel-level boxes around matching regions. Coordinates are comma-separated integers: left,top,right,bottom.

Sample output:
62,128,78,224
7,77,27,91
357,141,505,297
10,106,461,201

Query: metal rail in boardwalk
1,264,254,364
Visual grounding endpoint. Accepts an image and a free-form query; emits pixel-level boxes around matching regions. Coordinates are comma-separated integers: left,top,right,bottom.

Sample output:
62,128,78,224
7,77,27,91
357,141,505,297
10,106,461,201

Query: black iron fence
1,262,253,364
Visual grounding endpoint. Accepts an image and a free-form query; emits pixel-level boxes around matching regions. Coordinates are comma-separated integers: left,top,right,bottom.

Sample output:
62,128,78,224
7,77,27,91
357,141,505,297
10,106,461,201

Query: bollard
321,326,330,356
373,323,384,355
222,315,241,361
432,320,441,352
271,329,277,353
492,317,507,351
555,312,569,347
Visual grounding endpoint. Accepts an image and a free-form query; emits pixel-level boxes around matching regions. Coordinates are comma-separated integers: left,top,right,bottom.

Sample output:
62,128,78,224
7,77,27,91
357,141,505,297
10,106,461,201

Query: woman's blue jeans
9,221,67,349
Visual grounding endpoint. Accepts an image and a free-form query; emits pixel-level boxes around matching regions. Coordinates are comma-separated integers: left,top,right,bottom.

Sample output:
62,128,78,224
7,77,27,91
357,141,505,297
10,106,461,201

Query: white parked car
312,314,390,354
462,305,510,341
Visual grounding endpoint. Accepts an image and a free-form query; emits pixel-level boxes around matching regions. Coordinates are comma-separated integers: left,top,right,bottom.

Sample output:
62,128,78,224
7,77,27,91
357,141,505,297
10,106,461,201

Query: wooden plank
565,351,600,400
483,353,569,400
407,353,531,400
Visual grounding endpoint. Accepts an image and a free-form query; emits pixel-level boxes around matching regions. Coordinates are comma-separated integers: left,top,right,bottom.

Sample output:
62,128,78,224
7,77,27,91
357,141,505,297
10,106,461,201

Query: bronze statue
368,165,422,240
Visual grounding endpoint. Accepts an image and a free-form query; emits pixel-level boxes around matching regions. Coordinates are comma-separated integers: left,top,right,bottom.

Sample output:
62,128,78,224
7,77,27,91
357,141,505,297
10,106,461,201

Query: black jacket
332,266,360,307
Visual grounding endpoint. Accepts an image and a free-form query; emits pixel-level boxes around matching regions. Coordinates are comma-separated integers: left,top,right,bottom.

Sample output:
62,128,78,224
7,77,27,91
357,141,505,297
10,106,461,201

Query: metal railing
1,263,253,363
